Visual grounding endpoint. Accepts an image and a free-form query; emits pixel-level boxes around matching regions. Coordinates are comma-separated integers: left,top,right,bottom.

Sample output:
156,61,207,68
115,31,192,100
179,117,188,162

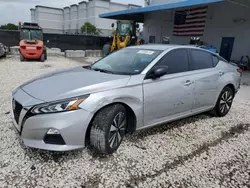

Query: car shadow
129,113,212,142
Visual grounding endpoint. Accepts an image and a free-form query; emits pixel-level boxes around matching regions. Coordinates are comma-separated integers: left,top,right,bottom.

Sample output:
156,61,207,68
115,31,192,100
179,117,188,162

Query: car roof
128,44,180,50
128,44,221,55
128,44,205,51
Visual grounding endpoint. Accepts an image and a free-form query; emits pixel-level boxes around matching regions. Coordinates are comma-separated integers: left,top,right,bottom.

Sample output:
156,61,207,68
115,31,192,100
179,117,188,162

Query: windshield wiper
92,68,114,74
82,65,91,69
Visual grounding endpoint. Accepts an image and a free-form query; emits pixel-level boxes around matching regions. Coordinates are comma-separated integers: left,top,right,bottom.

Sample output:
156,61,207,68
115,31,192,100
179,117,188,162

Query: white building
30,0,141,36
100,0,250,61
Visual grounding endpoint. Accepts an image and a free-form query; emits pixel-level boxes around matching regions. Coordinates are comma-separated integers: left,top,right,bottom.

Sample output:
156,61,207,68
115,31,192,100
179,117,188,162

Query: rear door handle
185,80,193,86
219,71,224,76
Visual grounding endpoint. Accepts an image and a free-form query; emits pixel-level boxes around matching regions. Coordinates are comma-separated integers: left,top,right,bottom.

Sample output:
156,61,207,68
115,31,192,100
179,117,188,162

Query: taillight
37,47,42,50
237,68,243,73
20,46,26,50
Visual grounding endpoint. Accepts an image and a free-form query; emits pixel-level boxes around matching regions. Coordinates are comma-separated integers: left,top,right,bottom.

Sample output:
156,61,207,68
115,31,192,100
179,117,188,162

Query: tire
20,54,25,61
212,86,234,117
44,50,47,60
90,104,127,154
40,53,45,62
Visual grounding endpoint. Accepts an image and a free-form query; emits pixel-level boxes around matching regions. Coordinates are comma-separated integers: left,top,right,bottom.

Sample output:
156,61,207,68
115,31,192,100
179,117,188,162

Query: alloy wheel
219,90,233,114
108,112,126,148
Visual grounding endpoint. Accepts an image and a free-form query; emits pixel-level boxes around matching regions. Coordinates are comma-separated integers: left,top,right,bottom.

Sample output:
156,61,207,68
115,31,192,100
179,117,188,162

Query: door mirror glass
148,66,168,79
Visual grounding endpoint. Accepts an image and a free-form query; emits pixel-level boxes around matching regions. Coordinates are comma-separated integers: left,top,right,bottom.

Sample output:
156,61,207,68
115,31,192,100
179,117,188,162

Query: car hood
21,67,131,102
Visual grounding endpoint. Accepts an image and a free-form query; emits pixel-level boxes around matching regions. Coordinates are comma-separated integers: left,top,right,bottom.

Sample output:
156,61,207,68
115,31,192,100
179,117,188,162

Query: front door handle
219,71,224,76
185,80,193,86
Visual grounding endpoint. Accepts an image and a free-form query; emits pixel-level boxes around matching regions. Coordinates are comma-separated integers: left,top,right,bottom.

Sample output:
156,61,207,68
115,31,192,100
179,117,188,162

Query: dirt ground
0,55,250,188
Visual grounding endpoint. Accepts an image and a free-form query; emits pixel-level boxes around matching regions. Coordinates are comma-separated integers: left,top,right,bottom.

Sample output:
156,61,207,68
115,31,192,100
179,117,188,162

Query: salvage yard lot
0,56,250,187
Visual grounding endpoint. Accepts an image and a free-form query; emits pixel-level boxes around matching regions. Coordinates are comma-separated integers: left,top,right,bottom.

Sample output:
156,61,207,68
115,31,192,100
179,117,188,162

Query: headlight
31,96,89,114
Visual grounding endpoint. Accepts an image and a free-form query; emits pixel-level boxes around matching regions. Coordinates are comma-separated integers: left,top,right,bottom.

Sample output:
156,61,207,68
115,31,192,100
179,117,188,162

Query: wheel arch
217,82,236,98
85,102,137,146
225,83,236,97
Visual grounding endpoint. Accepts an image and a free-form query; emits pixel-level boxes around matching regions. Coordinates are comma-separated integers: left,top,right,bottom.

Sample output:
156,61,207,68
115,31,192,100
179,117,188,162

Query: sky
0,0,144,25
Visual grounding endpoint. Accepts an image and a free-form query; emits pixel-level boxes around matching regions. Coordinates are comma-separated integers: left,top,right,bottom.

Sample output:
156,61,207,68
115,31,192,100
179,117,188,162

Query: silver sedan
11,45,241,154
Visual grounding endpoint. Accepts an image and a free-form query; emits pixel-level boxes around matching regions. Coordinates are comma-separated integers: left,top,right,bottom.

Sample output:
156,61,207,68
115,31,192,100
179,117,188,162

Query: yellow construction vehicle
103,20,141,56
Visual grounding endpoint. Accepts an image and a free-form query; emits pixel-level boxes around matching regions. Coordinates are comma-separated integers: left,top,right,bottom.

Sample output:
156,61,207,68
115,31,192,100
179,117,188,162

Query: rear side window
212,55,219,66
156,49,189,74
190,49,213,70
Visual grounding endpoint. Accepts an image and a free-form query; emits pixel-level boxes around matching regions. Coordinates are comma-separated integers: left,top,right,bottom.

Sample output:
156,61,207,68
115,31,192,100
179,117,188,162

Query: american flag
173,6,208,36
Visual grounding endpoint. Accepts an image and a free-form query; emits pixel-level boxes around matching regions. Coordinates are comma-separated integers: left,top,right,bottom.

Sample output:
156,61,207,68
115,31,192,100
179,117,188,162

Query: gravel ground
0,56,250,188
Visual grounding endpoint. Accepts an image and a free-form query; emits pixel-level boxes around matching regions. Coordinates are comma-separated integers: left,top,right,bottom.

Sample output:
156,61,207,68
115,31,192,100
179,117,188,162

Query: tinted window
156,49,189,74
190,50,213,70
212,55,219,66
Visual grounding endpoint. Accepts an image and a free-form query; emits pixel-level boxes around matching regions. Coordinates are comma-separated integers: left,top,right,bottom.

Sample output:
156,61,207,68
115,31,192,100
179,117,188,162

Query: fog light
44,129,66,145
47,128,60,135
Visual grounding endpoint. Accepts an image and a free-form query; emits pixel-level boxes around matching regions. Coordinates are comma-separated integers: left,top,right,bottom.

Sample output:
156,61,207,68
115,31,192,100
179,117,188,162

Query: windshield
20,29,43,40
117,22,132,36
91,48,162,75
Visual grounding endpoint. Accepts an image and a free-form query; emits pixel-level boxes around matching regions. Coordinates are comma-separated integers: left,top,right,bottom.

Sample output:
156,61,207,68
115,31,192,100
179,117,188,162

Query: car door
143,48,195,127
188,49,220,112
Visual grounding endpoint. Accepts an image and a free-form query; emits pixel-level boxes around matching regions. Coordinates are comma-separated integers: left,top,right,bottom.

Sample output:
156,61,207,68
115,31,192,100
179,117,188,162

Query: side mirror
111,23,114,28
136,24,139,28
147,66,168,79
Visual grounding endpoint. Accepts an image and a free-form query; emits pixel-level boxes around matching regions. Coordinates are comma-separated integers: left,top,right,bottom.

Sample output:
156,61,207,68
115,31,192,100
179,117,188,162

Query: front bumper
11,90,93,151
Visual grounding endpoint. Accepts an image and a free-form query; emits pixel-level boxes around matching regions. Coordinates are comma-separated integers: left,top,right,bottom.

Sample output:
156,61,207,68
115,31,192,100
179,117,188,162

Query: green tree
81,22,102,35
0,23,18,30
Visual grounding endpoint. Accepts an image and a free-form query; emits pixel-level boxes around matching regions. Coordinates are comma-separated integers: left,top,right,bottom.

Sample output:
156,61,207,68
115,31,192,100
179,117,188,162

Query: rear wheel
90,104,127,154
20,54,25,61
40,53,45,62
212,86,234,117
44,50,47,60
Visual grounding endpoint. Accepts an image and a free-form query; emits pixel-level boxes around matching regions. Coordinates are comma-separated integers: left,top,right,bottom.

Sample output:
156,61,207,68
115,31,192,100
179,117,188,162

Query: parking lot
0,56,250,188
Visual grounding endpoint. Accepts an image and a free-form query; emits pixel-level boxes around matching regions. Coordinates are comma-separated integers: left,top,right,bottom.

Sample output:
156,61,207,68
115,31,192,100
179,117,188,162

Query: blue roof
99,0,224,22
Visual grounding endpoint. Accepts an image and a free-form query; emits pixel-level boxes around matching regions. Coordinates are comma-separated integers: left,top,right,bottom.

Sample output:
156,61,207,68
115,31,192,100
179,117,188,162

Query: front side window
91,48,162,75
190,49,213,70
156,49,189,74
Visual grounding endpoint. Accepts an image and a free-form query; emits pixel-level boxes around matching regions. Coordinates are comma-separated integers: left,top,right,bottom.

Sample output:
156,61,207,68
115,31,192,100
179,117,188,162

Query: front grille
13,99,23,124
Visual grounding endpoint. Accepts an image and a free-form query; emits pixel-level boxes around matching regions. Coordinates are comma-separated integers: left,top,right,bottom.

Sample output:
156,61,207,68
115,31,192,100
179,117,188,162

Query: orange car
19,23,47,62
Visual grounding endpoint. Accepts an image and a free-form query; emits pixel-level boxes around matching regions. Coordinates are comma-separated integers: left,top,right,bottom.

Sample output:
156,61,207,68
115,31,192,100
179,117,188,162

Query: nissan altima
11,45,241,154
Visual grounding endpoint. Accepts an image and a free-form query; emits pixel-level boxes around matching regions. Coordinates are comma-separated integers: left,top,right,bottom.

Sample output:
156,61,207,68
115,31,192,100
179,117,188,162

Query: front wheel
40,53,45,62
90,104,127,154
212,86,234,117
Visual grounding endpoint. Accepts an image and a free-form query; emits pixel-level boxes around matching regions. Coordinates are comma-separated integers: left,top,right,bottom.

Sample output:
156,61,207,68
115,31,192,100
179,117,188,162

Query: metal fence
0,30,111,51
